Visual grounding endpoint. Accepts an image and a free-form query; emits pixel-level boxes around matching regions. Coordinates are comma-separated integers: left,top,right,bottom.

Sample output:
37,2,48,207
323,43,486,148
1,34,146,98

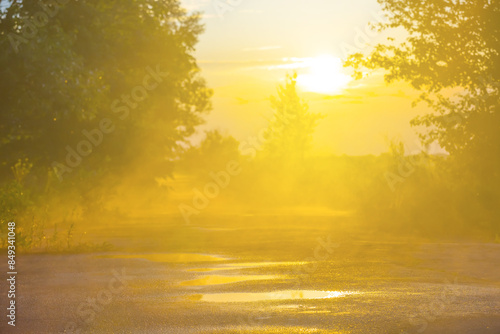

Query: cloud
265,57,317,70
242,46,282,52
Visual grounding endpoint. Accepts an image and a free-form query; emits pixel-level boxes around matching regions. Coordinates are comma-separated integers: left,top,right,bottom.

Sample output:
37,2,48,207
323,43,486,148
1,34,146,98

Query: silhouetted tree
346,0,500,230
0,0,212,183
180,130,240,174
263,74,323,164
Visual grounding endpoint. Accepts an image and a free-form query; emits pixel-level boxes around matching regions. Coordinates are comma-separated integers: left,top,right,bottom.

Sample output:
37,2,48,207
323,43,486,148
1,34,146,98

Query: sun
296,55,351,95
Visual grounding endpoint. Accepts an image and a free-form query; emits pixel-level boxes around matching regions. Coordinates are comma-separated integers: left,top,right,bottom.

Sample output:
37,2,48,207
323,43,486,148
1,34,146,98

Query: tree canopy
345,0,500,227
263,74,323,163
0,0,212,182
346,0,499,157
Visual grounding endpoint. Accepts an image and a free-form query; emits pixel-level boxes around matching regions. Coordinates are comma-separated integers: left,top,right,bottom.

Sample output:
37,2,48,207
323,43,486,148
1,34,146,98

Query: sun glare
297,55,351,95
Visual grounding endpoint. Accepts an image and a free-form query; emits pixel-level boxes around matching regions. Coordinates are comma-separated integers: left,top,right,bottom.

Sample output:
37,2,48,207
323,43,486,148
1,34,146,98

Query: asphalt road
1,215,499,333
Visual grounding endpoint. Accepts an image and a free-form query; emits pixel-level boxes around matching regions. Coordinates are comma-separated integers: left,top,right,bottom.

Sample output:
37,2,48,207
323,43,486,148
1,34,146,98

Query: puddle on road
99,254,306,269
182,261,294,287
223,261,307,268
97,253,227,263
187,290,357,303
188,268,221,272
187,261,307,272
180,275,278,286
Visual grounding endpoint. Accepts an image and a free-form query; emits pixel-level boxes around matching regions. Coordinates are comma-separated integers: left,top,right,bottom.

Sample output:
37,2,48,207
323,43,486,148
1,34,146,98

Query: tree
180,130,240,174
345,0,500,229
263,74,323,164
346,0,499,154
0,0,212,184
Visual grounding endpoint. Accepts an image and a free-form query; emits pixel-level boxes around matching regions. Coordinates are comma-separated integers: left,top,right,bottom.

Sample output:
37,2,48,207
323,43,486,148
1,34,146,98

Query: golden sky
182,0,438,155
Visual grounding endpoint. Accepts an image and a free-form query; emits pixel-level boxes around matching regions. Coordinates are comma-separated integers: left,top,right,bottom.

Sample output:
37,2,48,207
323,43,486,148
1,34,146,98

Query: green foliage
0,158,37,248
180,130,241,174
0,0,213,251
0,159,33,222
345,0,500,232
345,0,499,158
263,73,324,163
0,0,212,180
